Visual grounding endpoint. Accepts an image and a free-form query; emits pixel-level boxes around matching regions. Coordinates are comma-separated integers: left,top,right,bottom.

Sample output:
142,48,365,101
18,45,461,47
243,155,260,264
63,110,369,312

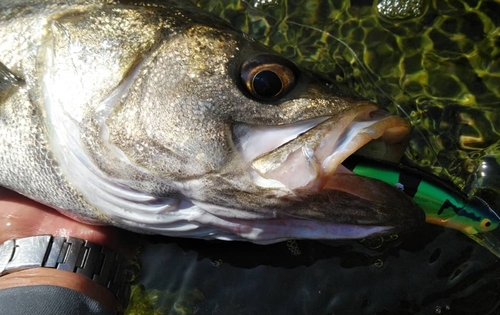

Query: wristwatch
0,235,133,308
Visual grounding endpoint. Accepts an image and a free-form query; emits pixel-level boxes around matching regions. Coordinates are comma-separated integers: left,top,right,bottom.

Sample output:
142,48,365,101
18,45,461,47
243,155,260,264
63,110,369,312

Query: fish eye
240,55,297,101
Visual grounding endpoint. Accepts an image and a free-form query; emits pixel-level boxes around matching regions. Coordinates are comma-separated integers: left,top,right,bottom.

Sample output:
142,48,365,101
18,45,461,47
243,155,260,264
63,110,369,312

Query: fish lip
208,218,394,243
244,102,411,191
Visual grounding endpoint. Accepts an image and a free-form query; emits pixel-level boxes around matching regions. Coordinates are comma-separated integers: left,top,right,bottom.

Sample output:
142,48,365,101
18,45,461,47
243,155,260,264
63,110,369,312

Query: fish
0,0,424,243
344,154,500,257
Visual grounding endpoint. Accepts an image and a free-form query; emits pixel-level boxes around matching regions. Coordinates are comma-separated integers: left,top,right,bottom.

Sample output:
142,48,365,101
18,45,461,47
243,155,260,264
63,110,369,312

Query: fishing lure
343,155,500,257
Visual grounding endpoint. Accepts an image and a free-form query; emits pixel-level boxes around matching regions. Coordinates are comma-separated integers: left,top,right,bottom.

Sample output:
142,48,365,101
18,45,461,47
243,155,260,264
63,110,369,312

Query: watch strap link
0,235,132,308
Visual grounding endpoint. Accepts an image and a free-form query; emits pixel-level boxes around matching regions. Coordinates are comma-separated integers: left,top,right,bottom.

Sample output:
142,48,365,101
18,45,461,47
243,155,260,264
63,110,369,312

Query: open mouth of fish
234,102,410,192
227,102,421,242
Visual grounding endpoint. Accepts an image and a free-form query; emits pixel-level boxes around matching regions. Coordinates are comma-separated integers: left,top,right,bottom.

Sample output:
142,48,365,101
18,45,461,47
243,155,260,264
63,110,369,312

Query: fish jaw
236,102,411,191
185,175,424,243
186,208,393,244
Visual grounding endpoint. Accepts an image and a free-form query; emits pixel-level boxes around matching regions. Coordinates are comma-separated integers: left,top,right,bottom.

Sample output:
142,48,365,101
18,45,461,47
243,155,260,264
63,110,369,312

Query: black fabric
0,285,114,315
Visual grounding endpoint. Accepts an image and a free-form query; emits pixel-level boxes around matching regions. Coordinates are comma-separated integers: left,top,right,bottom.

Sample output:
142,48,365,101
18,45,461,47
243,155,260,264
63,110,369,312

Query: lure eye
240,55,297,101
481,218,493,230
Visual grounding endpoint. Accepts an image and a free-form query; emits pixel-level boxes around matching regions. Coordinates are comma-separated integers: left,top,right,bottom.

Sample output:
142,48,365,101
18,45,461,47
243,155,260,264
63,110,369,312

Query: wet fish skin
0,0,422,242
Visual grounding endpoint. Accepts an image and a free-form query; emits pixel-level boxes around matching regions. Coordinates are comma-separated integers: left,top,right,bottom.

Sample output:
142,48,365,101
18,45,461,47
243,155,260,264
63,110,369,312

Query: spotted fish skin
0,0,421,243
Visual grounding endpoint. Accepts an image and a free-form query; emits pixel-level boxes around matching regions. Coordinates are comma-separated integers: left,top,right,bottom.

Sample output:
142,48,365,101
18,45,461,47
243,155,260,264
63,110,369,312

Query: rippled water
126,1,500,314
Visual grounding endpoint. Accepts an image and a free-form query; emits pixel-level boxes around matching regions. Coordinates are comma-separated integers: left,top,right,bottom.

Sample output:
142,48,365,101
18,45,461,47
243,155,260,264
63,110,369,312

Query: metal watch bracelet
0,235,133,308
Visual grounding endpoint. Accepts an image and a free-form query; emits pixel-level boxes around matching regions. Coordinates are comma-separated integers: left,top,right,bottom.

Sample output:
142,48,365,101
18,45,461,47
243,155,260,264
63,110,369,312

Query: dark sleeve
0,285,115,315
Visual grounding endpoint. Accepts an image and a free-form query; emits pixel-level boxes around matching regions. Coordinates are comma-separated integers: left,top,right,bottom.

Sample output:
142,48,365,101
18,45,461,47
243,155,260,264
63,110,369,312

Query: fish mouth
234,102,411,192
229,102,423,242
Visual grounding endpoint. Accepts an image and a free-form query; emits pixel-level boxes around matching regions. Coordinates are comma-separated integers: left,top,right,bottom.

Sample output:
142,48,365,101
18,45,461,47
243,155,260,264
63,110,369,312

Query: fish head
98,12,423,242
38,3,424,242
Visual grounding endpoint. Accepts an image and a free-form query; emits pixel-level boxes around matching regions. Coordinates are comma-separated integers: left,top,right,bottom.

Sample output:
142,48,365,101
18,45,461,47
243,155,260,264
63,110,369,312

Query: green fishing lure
344,155,500,257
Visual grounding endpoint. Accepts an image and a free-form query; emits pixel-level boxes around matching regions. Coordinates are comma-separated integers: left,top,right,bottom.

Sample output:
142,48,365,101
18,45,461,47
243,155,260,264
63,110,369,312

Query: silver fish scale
0,1,143,224
0,80,101,223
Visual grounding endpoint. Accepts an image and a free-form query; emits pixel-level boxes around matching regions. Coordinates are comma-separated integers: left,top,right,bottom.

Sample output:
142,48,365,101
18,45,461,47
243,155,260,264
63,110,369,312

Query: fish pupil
252,70,283,98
